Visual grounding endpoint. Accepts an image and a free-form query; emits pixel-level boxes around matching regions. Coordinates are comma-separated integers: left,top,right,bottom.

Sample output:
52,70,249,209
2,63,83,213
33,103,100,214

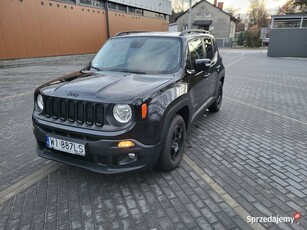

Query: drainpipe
105,0,110,38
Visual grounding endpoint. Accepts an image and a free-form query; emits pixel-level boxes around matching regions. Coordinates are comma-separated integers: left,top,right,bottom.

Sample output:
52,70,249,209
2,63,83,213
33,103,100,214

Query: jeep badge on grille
66,92,79,97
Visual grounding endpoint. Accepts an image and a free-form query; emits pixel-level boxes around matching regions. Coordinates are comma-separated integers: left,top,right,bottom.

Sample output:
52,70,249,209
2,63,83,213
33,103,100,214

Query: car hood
39,71,174,104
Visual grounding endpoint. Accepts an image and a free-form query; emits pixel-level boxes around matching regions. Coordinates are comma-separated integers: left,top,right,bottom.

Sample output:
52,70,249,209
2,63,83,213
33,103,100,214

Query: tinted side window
187,39,204,70
204,38,215,60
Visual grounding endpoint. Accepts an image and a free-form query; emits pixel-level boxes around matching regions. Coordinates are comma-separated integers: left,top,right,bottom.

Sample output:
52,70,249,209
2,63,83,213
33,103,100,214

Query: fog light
115,153,139,166
118,140,135,148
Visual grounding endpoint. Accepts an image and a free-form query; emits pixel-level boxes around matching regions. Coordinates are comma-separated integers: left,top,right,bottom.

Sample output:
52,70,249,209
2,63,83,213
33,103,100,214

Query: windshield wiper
90,66,103,71
118,69,147,75
81,61,103,72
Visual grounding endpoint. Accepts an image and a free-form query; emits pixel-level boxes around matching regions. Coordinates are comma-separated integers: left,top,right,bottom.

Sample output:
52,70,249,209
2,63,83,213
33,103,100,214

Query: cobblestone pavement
0,49,306,230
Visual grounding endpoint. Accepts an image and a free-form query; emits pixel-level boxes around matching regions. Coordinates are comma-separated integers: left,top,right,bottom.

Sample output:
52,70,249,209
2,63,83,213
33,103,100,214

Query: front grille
43,96,104,127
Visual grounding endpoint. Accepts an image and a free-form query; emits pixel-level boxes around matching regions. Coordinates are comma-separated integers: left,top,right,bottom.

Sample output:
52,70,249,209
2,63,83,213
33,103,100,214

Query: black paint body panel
32,32,225,174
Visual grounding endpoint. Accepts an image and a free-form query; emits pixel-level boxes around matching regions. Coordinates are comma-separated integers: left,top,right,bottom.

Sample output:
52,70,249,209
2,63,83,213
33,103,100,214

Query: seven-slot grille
44,96,104,127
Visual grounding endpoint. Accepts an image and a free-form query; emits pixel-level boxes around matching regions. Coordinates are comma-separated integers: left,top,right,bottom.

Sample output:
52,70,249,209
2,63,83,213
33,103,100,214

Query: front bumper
33,122,162,174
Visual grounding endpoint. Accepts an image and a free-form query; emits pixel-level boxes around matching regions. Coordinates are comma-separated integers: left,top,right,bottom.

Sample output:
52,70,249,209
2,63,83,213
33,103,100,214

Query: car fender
159,96,190,140
148,88,191,144
147,81,189,123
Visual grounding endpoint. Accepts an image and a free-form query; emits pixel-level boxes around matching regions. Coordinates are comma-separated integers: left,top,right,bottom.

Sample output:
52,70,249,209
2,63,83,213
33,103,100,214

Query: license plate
46,136,85,156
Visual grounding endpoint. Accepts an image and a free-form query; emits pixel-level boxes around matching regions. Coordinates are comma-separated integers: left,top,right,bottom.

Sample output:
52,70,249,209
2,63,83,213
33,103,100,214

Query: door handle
215,65,221,71
204,73,210,78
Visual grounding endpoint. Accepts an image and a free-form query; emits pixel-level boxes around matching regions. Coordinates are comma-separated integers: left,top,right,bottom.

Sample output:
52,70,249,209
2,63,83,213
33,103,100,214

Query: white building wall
176,2,231,39
229,21,236,39
169,23,178,32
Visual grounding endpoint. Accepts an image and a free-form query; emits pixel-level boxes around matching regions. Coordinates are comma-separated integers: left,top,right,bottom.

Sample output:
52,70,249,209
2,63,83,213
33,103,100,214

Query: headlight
37,94,44,110
113,104,132,123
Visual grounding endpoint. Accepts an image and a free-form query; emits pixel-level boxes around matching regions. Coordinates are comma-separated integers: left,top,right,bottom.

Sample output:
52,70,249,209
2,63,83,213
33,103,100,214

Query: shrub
244,29,262,47
237,32,244,46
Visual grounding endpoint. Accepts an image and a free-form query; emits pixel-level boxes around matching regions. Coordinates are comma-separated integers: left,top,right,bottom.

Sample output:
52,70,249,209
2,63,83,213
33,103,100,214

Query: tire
156,115,186,171
208,81,223,112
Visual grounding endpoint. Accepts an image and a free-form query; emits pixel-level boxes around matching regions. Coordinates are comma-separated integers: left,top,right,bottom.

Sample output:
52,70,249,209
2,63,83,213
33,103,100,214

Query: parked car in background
264,37,270,46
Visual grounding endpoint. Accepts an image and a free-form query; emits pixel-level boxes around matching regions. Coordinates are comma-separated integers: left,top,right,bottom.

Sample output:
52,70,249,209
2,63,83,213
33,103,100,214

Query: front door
187,38,211,113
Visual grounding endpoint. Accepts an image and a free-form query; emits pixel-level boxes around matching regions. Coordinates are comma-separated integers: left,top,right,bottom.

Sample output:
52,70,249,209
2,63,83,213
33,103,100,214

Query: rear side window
204,38,215,60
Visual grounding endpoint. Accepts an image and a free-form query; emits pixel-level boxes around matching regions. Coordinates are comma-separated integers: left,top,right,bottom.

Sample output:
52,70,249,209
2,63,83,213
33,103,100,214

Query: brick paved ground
0,49,306,230
0,55,93,192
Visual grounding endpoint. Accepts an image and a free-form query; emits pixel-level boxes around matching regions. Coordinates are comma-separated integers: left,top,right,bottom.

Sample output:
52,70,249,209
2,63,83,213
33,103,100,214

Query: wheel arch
176,105,189,131
219,68,225,85
220,76,225,85
159,97,191,144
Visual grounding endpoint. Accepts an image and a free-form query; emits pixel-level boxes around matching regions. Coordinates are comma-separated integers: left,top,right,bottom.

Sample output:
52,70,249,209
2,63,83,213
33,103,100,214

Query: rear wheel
157,115,186,171
208,81,223,112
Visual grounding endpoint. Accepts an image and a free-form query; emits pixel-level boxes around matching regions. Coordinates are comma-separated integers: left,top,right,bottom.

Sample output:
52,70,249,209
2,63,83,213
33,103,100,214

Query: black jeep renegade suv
32,30,225,174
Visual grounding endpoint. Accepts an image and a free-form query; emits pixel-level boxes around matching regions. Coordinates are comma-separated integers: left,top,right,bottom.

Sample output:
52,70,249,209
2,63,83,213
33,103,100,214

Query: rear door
203,37,220,97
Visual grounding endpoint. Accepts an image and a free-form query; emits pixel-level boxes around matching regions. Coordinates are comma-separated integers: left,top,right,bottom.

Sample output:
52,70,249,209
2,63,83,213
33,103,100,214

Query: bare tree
172,0,201,13
294,0,307,9
172,0,188,13
248,0,269,28
277,0,307,14
225,6,240,17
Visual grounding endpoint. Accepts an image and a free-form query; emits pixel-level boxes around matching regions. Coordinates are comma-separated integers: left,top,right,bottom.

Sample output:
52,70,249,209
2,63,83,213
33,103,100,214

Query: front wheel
208,81,223,112
156,115,186,171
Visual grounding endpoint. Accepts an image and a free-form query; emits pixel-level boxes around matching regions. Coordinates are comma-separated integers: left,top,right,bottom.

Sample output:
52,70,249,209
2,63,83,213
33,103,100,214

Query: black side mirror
194,59,211,72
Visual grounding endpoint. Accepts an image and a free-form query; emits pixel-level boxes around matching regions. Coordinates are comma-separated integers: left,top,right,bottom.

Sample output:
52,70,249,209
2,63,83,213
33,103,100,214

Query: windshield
91,37,181,75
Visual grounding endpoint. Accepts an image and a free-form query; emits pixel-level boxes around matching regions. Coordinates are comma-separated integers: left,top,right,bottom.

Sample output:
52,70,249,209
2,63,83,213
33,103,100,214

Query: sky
218,0,287,14
172,0,288,15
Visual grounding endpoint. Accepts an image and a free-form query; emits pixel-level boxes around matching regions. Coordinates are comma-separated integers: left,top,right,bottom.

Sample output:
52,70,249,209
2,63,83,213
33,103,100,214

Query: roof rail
179,29,210,36
114,31,149,37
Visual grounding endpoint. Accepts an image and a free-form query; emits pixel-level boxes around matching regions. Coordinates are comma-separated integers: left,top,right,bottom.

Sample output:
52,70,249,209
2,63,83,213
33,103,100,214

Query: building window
108,2,116,9
135,9,143,15
128,7,136,13
93,0,104,8
117,4,127,12
156,13,165,19
108,2,126,12
80,0,104,8
59,0,76,3
128,6,143,15
80,0,91,5
273,18,301,28
196,12,211,18
128,7,143,15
